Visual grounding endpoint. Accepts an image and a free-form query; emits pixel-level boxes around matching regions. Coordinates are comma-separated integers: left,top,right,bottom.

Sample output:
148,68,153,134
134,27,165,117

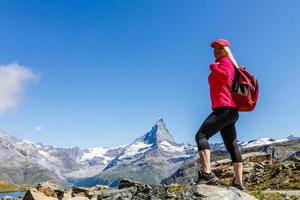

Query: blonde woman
195,39,246,191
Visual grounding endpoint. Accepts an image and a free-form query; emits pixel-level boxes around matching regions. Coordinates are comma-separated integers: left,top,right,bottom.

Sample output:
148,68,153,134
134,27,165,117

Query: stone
63,197,89,200
36,182,57,197
118,179,152,195
192,184,257,200
35,181,65,199
243,167,252,174
88,185,110,198
97,188,134,200
118,179,142,189
23,188,58,200
254,163,264,170
71,187,90,198
62,189,72,200
2,196,13,200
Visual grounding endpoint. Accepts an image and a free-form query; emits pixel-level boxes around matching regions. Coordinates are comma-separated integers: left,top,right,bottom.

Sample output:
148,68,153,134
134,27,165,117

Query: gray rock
71,187,90,198
64,197,89,200
192,184,257,200
97,188,134,200
254,163,264,170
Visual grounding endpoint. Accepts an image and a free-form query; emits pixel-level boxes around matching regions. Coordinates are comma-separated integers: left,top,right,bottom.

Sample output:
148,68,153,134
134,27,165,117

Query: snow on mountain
80,147,112,164
0,129,126,183
1,126,298,186
287,135,300,141
103,117,195,171
160,141,190,154
81,118,198,187
118,142,152,160
209,136,296,152
240,137,289,149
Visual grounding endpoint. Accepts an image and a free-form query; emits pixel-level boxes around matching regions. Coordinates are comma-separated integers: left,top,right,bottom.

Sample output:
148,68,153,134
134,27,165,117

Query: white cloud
35,125,43,132
0,63,39,114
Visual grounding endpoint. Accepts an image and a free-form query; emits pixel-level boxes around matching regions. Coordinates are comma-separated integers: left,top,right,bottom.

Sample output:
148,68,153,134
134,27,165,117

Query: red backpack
228,65,259,112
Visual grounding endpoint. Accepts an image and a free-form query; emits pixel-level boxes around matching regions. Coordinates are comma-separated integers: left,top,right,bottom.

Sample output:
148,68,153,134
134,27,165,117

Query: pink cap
211,39,231,48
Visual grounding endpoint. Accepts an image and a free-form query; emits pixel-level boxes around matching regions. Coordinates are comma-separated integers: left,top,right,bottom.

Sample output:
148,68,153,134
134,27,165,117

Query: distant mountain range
0,118,299,187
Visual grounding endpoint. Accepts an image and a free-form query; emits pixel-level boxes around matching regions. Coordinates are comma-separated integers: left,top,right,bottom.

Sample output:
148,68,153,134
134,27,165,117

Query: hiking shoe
231,177,247,192
196,170,219,185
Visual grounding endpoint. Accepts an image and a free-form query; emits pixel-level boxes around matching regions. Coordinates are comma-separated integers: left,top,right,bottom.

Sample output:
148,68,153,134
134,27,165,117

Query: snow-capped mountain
77,118,197,187
103,117,196,171
239,137,289,149
0,130,125,185
0,121,298,187
208,136,297,152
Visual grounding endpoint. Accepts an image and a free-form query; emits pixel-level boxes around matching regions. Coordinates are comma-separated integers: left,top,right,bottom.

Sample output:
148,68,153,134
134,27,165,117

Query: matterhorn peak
156,117,166,129
155,117,174,144
135,117,175,145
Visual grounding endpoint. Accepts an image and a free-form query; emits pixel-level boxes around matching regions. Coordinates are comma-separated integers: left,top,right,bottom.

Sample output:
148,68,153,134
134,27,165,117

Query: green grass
250,191,282,200
0,180,27,193
250,191,300,200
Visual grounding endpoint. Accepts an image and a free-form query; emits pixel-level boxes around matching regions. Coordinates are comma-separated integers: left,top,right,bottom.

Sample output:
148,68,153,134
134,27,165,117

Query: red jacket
208,56,237,110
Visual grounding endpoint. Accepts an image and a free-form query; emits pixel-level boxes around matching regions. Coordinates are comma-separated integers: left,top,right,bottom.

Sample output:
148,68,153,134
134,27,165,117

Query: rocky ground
162,152,300,199
14,179,256,200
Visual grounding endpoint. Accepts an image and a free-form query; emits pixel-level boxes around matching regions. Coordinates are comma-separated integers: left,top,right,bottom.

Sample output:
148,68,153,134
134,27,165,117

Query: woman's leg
233,162,243,185
199,149,211,173
195,108,239,173
220,117,244,186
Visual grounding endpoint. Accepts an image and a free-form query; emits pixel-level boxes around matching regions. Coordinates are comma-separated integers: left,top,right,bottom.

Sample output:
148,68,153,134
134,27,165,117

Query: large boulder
36,182,61,198
23,182,64,200
23,188,57,200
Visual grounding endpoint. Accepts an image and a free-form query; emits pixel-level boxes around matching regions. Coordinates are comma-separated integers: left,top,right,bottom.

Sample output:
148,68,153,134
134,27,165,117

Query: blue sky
0,1,299,148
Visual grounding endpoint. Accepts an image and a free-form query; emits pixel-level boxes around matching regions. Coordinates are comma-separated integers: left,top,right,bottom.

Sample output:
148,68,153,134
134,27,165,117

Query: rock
34,181,65,200
23,188,58,200
62,189,72,200
118,179,142,189
71,187,90,198
221,170,234,178
2,196,13,200
63,197,89,200
282,162,290,169
192,184,257,200
97,188,134,200
36,182,57,197
242,167,252,174
89,185,110,197
254,163,264,170
118,179,152,194
295,162,300,170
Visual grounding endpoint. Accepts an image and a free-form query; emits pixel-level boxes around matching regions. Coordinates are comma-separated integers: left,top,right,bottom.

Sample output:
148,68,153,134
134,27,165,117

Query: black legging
195,106,242,163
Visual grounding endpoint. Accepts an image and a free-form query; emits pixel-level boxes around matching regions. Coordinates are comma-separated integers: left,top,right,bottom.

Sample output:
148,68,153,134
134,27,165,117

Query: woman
195,39,246,191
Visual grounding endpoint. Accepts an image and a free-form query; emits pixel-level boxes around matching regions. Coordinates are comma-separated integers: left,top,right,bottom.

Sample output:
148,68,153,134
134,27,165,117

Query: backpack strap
227,66,240,93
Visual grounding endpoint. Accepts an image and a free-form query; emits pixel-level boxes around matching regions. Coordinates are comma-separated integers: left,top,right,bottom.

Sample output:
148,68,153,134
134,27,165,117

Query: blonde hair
224,46,239,68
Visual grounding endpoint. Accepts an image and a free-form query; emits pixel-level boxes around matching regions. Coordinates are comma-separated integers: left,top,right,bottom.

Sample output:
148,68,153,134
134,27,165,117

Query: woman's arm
209,57,233,83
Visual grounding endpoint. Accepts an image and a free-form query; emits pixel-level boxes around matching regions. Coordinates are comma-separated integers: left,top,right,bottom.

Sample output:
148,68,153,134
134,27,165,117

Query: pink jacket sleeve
209,57,233,83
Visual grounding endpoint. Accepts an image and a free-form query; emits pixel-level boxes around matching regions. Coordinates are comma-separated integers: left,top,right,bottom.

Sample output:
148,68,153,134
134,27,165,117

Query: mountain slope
162,136,300,185
0,125,298,187
0,130,125,186
75,118,196,187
